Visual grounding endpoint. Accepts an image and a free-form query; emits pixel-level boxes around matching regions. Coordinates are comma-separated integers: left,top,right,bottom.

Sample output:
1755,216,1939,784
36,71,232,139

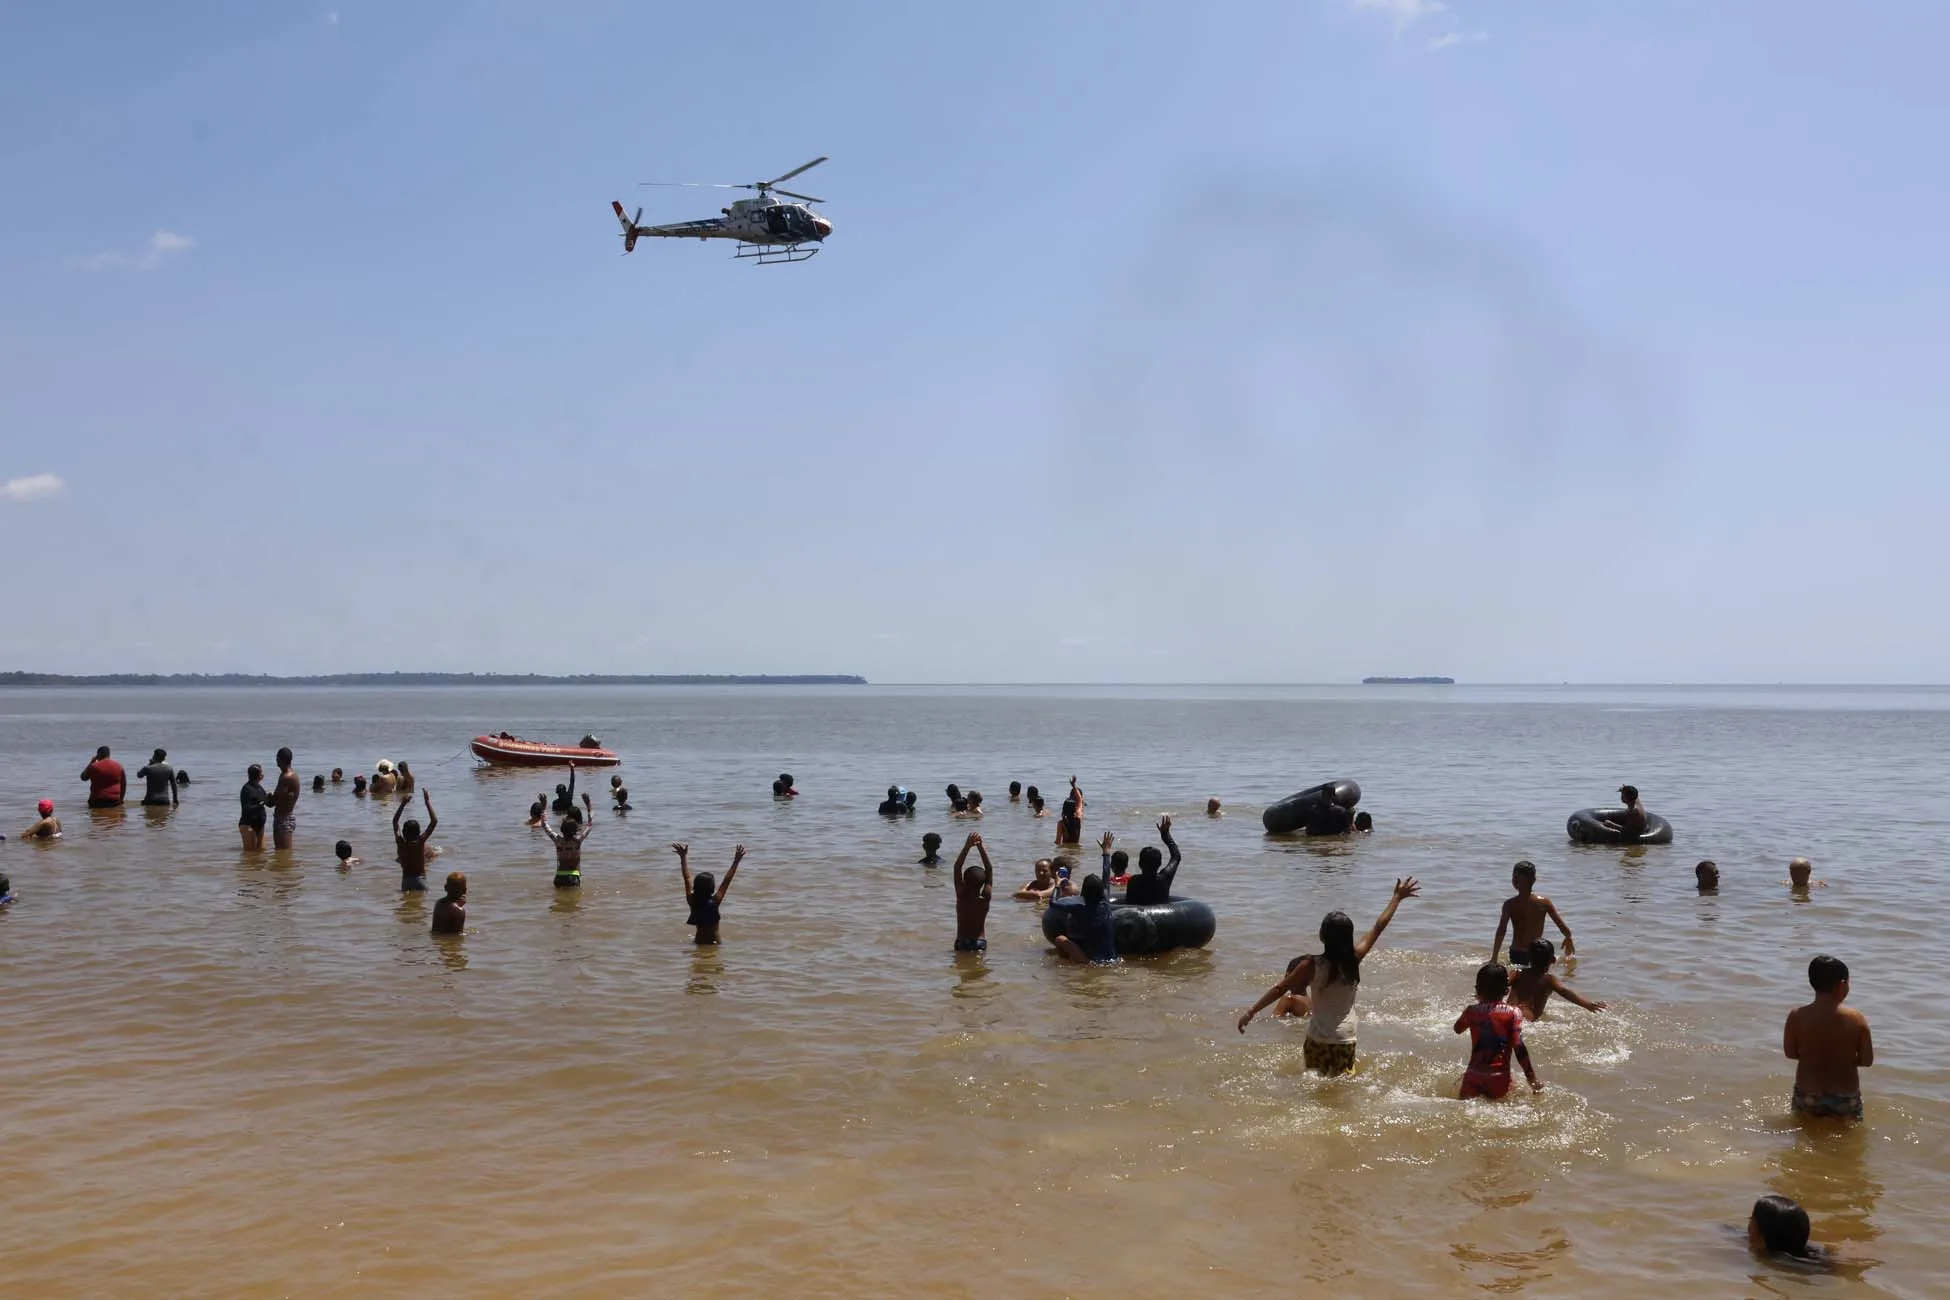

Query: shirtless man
269,747,301,849
24,799,62,840
393,791,440,892
1784,954,1872,1121
952,832,995,952
1492,860,1575,966
541,794,595,887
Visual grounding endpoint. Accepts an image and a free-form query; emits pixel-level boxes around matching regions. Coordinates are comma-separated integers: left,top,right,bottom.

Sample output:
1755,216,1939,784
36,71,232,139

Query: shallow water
0,684,1943,1296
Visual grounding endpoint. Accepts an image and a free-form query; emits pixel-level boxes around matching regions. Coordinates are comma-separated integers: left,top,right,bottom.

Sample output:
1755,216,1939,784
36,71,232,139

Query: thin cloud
1,473,65,503
1354,0,1449,33
79,230,196,272
327,10,340,24
1427,31,1487,52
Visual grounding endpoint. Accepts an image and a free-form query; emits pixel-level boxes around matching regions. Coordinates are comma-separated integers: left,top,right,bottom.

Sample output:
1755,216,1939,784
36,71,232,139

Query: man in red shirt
80,746,127,809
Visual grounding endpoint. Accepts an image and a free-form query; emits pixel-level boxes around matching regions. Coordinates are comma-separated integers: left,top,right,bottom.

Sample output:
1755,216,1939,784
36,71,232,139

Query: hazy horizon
7,2,1948,682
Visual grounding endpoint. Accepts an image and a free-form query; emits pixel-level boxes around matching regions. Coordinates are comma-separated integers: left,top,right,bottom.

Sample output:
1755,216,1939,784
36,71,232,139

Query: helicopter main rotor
641,156,828,204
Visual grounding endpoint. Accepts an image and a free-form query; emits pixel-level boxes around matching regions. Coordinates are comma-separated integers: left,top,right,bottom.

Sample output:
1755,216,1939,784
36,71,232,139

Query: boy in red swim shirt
1455,962,1542,1100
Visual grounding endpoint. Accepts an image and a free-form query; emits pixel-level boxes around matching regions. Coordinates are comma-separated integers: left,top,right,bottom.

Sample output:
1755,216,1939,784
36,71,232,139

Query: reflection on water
0,685,1943,1295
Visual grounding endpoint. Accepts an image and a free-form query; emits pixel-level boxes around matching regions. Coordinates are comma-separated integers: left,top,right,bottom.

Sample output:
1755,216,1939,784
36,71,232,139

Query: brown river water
0,685,1944,1297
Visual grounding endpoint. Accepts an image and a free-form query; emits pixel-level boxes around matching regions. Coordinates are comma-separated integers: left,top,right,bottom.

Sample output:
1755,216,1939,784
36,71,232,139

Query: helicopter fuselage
722,196,832,246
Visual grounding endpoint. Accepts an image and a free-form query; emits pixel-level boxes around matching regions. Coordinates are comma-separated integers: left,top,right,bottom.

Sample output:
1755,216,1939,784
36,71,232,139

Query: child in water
1697,860,1720,892
25,799,62,840
919,832,943,866
1008,781,1022,802
952,832,995,952
676,842,744,944
1456,961,1542,1099
527,793,548,827
610,775,631,813
1786,857,1828,891
353,774,369,798
1055,777,1084,846
335,839,360,869
1507,939,1607,1020
431,872,466,935
0,873,14,906
1784,954,1872,1121
393,791,440,892
541,795,595,887
1492,861,1575,966
1027,787,1047,817
1748,1195,1827,1263
1014,858,1059,901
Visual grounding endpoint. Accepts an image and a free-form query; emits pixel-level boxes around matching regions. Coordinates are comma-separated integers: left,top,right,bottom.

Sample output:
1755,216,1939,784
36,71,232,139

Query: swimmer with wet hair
677,842,744,944
432,872,466,935
335,839,360,868
353,774,369,797
959,790,984,817
1697,859,1720,892
610,774,631,813
1353,811,1373,833
1786,857,1827,890
330,768,344,784
1008,781,1022,802
393,791,440,892
1748,1195,1823,1261
945,783,967,813
1027,790,1047,817
1272,955,1312,1019
526,793,547,826
1207,797,1222,817
1015,858,1059,901
1051,872,1117,964
311,774,325,793
919,832,943,866
1507,939,1606,1020
1493,860,1574,967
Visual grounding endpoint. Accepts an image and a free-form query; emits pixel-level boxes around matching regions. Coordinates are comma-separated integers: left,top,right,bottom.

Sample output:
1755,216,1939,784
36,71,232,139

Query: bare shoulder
1844,1006,1871,1028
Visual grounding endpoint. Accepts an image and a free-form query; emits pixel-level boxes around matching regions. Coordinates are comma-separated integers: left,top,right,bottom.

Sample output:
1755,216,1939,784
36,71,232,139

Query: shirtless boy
1784,954,1872,1121
269,747,301,849
952,832,995,952
541,795,595,887
1507,939,1607,1020
1492,861,1575,966
431,872,466,935
393,791,440,891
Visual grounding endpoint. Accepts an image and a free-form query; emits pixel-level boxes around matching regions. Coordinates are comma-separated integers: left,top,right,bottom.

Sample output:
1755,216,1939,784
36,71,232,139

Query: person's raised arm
1098,832,1114,876
1356,877,1420,959
717,844,745,903
566,763,577,805
393,795,409,837
952,834,977,890
1544,898,1575,955
975,837,995,890
1070,777,1083,813
1158,815,1181,888
422,792,438,840
1238,957,1312,1032
673,842,693,898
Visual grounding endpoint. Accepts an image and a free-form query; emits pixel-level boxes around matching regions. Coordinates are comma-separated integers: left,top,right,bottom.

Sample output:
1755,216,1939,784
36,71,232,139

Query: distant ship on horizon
1362,675,1456,685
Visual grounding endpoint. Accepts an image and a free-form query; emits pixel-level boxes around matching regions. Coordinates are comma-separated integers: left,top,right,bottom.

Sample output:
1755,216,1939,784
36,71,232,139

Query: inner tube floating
1040,895,1217,956
1566,808,1673,845
1262,779,1362,835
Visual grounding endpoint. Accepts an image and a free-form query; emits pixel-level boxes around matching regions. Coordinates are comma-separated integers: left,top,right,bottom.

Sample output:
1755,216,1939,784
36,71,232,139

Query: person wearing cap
1602,784,1649,838
25,800,62,840
79,745,126,809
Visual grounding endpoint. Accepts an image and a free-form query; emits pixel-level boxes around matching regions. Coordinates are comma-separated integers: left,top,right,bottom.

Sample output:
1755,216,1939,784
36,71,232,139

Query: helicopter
611,157,833,266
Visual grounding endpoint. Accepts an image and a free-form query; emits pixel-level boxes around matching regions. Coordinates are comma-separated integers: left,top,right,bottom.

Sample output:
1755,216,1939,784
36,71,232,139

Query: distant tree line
0,671,869,688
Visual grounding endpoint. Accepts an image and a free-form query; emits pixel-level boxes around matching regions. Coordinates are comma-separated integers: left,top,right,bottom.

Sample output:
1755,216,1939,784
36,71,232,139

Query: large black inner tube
1262,779,1362,835
1040,896,1217,955
1566,808,1674,846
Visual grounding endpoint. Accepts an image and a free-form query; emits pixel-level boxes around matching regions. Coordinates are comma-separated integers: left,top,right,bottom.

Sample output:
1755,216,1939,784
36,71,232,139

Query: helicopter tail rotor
611,200,644,254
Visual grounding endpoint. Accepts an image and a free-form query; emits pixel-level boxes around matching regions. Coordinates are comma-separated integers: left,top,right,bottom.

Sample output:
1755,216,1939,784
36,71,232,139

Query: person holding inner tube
1122,816,1182,905
1601,785,1649,838
951,832,994,952
1235,877,1421,1076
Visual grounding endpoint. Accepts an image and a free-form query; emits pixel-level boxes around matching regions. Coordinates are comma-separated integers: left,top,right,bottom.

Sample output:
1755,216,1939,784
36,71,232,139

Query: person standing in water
1784,954,1872,1121
137,749,178,808
80,746,126,809
952,832,995,952
393,791,440,892
395,761,416,795
1055,777,1084,847
268,747,301,849
238,765,269,850
1121,816,1181,905
1236,877,1421,1076
431,872,467,935
1492,860,1575,966
1455,962,1542,1099
676,842,744,944
541,794,595,887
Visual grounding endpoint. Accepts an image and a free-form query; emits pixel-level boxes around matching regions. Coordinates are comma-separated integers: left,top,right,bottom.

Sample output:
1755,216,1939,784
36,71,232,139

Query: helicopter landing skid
734,242,819,266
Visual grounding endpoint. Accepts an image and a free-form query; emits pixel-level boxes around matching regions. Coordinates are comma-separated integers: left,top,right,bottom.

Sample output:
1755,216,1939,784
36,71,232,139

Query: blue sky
4,0,1948,682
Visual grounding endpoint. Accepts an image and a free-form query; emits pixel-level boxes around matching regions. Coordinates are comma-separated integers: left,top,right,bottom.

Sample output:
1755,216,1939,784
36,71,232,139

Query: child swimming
918,832,943,866
1697,859,1720,892
431,872,466,935
1014,858,1059,901
610,775,632,813
676,842,744,944
392,791,440,892
1492,860,1575,966
334,839,360,869
526,793,547,826
1507,939,1607,1020
1456,962,1542,1099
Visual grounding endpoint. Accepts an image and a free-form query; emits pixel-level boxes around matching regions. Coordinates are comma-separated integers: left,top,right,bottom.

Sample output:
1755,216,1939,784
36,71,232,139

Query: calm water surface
0,685,1944,1297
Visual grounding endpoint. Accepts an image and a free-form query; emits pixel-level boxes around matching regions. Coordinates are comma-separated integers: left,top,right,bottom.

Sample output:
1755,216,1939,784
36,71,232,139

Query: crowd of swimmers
5,751,1869,1267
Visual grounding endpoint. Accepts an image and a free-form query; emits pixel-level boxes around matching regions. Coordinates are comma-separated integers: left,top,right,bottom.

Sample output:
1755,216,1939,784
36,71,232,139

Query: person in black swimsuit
1122,816,1182,905
238,764,268,851
676,842,744,944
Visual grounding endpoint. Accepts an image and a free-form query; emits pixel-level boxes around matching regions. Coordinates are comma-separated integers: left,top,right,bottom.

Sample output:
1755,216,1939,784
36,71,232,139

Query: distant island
0,671,868,688
1361,676,1455,685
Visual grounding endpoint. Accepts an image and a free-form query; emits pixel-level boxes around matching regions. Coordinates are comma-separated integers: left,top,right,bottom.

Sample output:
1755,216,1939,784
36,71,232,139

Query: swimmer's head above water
691,871,715,904
335,840,353,863
1788,857,1814,888
1206,797,1222,816
150,748,167,765
1009,781,1022,799
1476,961,1512,1001
1749,1195,1813,1257
1696,859,1719,891
1524,938,1557,971
1353,811,1373,832
39,799,54,817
